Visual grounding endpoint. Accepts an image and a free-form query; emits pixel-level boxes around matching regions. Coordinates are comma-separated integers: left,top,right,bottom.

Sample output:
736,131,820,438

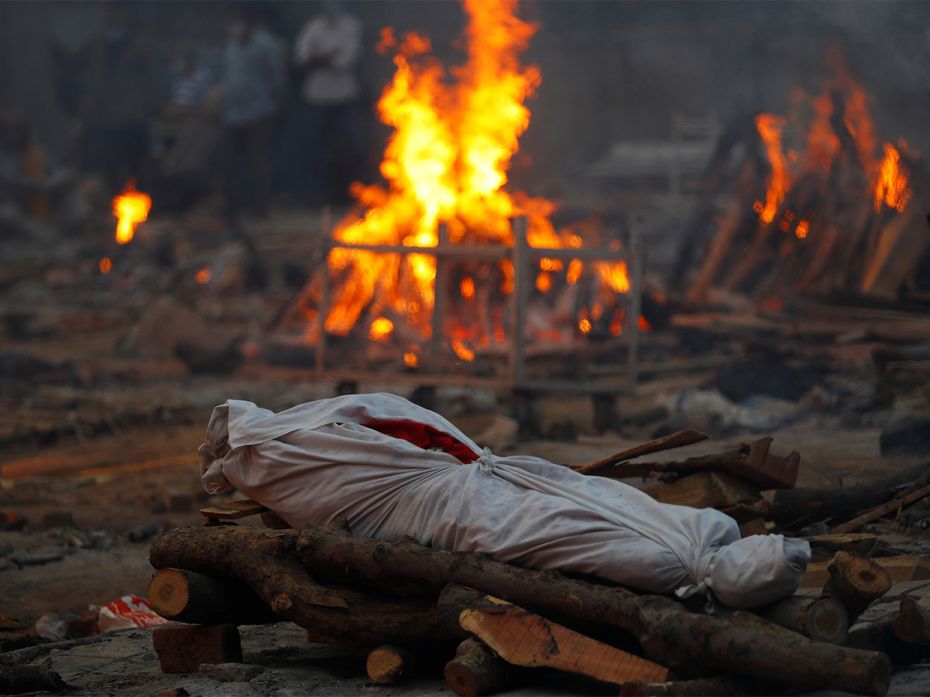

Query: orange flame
873,143,911,212
754,114,789,225
99,256,112,274
460,276,476,299
451,339,475,362
403,351,418,368
195,267,211,284
112,181,151,245
795,220,810,240
369,316,395,340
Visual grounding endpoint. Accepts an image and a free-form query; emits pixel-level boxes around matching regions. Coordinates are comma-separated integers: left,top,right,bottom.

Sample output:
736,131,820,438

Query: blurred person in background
221,3,285,226
76,3,163,193
292,1,365,205
150,47,221,212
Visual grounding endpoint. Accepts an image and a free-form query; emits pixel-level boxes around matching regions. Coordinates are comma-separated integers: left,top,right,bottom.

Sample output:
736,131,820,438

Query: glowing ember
99,256,112,274
535,271,552,293
451,339,475,362
873,143,911,212
369,316,395,340
195,267,211,284
578,318,592,334
753,114,789,225
795,220,810,239
112,181,151,245
638,315,652,332
404,351,418,367
316,0,629,353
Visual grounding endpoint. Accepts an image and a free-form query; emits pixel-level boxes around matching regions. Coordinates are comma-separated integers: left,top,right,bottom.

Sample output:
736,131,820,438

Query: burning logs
150,524,891,695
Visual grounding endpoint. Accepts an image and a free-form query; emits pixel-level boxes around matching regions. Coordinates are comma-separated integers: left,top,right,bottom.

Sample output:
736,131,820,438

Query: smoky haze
1,1,927,190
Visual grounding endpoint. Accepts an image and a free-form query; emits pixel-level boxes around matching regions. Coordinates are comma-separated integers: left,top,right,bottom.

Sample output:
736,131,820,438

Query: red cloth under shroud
365,419,479,463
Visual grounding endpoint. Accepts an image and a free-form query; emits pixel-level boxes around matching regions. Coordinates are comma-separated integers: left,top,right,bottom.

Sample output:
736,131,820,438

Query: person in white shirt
291,1,365,205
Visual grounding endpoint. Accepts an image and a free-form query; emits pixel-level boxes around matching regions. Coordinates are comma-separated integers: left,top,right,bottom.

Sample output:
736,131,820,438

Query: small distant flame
112,181,151,245
195,267,212,284
795,220,810,239
578,318,592,334
369,316,395,340
638,315,652,332
404,351,419,367
451,339,475,362
566,259,583,285
873,143,911,212
754,114,789,225
535,271,552,293
99,256,112,274
594,260,630,293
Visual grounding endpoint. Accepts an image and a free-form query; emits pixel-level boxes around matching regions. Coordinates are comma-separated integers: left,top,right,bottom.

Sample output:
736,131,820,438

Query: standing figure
222,4,285,223
293,1,364,205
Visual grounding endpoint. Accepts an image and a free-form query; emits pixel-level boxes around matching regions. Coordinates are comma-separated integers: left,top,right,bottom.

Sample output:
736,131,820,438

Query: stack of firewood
573,429,800,538
148,524,897,696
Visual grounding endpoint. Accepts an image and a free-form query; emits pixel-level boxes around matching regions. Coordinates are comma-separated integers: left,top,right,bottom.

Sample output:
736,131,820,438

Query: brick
152,624,242,674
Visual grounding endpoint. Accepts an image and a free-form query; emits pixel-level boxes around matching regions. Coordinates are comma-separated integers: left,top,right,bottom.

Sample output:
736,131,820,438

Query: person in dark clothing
221,4,285,223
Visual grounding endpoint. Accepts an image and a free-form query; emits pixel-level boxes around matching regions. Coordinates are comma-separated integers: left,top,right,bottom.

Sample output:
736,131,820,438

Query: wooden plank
801,556,930,588
199,500,268,521
459,596,668,686
648,470,761,509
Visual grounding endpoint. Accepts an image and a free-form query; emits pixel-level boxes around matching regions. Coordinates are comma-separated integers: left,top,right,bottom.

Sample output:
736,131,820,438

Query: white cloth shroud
200,393,810,609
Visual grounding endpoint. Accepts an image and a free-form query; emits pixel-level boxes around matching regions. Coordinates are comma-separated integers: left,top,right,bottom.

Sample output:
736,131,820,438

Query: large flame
752,51,911,236
322,0,629,349
112,181,151,245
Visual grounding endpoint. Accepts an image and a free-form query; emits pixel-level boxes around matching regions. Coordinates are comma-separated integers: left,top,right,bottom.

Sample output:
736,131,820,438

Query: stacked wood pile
144,431,930,696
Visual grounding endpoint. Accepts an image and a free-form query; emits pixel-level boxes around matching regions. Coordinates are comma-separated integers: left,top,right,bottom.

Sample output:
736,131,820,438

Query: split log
773,462,930,529
457,594,668,686
619,676,750,696
585,437,799,490
291,524,890,695
574,430,709,474
831,483,930,534
149,527,463,646
444,638,509,697
804,534,878,562
757,594,849,644
366,645,413,685
893,596,930,646
148,568,281,625
824,552,892,624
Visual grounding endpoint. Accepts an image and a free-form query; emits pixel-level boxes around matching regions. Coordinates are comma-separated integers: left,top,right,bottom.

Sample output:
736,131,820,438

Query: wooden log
804,534,878,562
802,555,930,587
457,594,668,686
587,438,799,491
831,483,930,534
574,430,709,475
290,524,890,695
619,676,750,696
648,470,761,509
149,527,463,646
824,552,892,624
773,462,930,529
444,638,509,697
892,596,930,645
366,645,413,685
148,568,281,625
756,595,848,644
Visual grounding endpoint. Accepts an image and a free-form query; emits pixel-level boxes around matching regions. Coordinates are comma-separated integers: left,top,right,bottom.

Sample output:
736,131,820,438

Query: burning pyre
301,0,636,367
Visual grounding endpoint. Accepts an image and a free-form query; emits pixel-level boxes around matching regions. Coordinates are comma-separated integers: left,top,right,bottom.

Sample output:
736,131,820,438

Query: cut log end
366,645,410,685
148,568,190,618
444,638,507,697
